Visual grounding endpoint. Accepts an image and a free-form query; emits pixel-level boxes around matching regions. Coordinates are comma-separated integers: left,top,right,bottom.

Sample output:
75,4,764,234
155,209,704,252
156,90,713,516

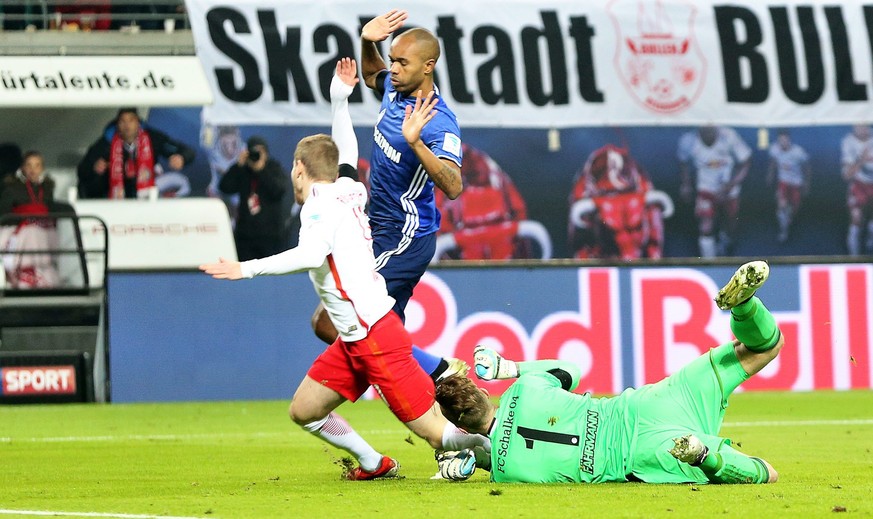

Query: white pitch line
0,420,870,444
723,418,873,427
0,510,204,519
0,429,404,444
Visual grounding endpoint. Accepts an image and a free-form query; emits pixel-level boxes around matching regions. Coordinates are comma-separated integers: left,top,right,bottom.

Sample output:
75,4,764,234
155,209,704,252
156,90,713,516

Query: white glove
437,449,476,481
473,346,519,381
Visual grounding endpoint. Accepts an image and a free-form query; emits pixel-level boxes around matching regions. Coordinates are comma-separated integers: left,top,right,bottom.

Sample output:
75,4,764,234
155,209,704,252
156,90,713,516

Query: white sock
699,235,717,258
441,422,490,451
303,412,382,471
848,225,861,255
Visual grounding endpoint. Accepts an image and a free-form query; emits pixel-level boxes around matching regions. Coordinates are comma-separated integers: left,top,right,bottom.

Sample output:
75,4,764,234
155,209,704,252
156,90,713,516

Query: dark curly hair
434,375,492,432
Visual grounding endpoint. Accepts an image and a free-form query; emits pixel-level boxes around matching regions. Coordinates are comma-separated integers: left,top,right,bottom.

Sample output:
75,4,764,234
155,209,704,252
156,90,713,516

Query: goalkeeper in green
434,260,780,484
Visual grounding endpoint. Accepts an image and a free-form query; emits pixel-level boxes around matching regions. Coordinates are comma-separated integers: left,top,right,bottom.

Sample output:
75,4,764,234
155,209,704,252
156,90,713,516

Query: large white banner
73,198,236,278
186,0,873,127
0,56,213,107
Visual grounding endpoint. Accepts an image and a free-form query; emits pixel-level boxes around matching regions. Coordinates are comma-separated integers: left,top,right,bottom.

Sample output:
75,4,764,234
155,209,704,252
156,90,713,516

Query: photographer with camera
219,136,288,261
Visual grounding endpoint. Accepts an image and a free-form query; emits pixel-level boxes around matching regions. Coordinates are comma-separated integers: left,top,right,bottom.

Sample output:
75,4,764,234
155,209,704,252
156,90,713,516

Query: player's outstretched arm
474,346,581,391
199,257,243,280
331,58,359,168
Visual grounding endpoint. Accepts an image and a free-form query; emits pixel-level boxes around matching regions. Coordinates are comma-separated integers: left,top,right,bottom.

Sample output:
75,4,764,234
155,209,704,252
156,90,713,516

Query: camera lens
248,150,261,162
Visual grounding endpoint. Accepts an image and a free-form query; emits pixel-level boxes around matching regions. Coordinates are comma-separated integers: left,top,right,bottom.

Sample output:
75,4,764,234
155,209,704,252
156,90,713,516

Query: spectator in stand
218,136,288,261
0,151,74,289
110,3,178,31
77,108,195,200
53,1,112,31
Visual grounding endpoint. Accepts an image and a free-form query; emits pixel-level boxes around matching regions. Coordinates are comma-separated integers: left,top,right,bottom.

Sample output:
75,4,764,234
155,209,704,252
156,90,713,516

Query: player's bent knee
288,400,323,426
404,413,447,449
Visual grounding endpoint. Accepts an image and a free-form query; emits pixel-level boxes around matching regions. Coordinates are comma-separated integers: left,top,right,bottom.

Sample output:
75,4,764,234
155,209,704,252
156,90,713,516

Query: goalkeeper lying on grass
434,260,781,484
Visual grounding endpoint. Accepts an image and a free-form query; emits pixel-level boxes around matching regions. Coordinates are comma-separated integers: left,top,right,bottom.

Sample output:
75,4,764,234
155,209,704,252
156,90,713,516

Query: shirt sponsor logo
580,409,599,475
373,127,401,163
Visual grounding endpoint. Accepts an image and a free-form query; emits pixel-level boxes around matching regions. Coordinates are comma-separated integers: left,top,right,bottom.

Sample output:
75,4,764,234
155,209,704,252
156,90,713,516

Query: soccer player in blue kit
312,10,466,382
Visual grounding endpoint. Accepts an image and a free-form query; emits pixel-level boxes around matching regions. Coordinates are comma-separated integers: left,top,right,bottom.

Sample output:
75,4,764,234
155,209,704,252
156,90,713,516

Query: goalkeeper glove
436,449,477,481
473,345,519,381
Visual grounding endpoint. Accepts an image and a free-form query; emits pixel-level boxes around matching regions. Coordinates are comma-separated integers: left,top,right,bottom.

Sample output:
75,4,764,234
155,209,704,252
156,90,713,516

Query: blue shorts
372,228,436,322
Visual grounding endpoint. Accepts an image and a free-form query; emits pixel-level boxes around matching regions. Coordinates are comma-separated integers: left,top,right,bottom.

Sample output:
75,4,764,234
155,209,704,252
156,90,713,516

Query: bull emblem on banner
609,0,706,114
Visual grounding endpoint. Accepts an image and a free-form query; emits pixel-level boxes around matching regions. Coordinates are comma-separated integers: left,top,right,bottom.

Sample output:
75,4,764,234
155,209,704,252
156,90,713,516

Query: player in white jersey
840,124,873,255
766,130,811,243
200,63,488,481
677,126,752,257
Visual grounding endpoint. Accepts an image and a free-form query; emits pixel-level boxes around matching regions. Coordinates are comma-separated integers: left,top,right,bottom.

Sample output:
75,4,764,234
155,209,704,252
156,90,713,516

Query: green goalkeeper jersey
489,362,635,483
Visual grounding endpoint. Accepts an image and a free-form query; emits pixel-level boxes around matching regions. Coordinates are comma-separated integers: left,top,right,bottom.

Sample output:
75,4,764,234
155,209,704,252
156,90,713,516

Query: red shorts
306,311,435,422
777,182,803,209
848,181,873,211
695,191,739,220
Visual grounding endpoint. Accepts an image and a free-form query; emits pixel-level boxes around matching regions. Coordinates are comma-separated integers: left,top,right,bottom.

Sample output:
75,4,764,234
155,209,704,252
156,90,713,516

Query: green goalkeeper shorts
626,342,749,483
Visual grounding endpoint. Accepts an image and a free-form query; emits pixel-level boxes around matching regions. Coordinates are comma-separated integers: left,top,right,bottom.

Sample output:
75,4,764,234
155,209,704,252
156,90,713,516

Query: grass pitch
1,391,872,519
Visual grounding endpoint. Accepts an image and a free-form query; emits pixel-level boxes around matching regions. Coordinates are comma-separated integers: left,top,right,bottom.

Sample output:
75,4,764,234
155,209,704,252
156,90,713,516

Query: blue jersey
368,72,462,237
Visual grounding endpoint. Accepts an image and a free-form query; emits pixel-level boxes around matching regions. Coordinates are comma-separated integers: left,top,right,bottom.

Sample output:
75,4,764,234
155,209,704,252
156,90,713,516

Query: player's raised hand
330,57,359,102
473,345,519,380
199,257,243,280
361,9,408,42
402,90,438,145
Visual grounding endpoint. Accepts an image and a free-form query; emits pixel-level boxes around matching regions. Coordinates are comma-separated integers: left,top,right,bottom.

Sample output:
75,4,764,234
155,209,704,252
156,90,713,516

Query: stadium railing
0,212,110,403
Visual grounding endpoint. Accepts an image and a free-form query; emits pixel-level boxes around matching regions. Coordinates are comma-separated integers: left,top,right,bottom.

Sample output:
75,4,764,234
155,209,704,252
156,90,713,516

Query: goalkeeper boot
714,261,769,310
346,456,399,480
436,357,470,382
669,434,709,466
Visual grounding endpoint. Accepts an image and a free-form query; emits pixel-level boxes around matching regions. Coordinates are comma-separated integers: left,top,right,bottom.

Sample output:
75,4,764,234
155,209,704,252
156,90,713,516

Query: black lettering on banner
769,7,824,105
142,71,157,88
314,24,359,102
521,11,569,106
824,6,867,101
517,425,579,449
258,9,314,103
568,16,604,102
472,25,519,104
207,7,263,103
437,16,474,103
715,6,768,103
865,7,873,76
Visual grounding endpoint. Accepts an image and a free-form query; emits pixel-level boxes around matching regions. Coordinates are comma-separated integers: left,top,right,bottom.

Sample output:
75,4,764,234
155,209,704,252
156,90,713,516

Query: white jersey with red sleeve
769,143,809,186
677,127,752,196
240,177,395,341
841,133,873,184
